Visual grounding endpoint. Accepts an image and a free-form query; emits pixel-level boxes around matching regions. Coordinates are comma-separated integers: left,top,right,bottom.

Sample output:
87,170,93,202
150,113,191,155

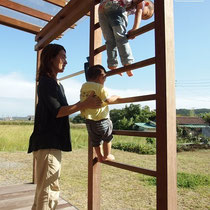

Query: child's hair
87,65,106,81
143,0,154,20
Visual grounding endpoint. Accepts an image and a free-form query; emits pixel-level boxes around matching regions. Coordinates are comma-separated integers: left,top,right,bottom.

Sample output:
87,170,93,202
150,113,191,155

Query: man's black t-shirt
28,76,72,153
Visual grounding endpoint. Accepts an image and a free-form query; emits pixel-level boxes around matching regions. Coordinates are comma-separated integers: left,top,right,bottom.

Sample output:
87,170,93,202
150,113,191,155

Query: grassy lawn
0,124,209,209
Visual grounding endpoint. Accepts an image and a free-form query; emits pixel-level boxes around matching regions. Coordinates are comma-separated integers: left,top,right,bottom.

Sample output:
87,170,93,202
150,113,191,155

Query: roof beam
0,0,53,22
35,0,96,50
0,14,41,34
43,0,68,7
44,0,90,16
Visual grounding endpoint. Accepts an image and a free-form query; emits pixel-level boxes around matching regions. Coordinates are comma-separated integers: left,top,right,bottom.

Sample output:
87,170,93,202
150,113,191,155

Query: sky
0,0,210,117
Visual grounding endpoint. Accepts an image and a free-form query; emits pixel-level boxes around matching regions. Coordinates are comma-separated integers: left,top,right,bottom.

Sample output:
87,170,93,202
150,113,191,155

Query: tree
72,114,86,123
202,113,210,124
110,104,156,130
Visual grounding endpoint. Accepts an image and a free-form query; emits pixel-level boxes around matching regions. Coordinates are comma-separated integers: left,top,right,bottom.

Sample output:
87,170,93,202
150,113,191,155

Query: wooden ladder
87,1,177,210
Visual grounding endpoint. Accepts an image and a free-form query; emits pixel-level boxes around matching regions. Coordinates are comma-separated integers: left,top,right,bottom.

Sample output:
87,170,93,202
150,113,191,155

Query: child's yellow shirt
80,82,109,121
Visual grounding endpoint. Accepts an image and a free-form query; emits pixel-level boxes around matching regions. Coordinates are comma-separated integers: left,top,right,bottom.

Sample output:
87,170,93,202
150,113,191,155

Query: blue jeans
99,3,134,68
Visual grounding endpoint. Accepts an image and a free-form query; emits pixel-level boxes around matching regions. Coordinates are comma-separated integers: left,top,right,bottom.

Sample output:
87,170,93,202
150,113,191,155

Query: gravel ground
0,150,209,210
0,152,33,186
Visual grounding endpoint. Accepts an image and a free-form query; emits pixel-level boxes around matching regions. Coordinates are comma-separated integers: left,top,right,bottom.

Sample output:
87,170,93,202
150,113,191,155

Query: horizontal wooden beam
102,160,157,177
58,70,85,81
112,94,156,104
0,14,41,35
112,130,156,138
35,0,100,50
105,57,155,77
0,0,53,22
43,0,67,7
44,0,90,16
128,21,155,39
94,22,154,55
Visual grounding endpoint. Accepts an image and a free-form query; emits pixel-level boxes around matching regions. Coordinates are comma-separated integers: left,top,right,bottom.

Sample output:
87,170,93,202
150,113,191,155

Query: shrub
112,142,156,155
144,172,210,189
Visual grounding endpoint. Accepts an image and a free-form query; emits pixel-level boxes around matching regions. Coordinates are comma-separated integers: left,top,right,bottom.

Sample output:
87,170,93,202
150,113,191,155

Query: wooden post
88,2,102,210
155,0,177,209
32,50,41,184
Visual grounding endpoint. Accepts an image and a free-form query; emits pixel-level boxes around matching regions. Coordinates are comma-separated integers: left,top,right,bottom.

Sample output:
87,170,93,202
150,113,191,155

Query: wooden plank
105,57,155,77
0,14,41,35
155,0,177,210
35,0,87,43
112,130,156,138
59,70,85,81
88,3,102,210
0,184,78,210
44,0,90,17
127,21,155,39
0,190,34,201
0,184,36,196
0,0,53,22
111,94,156,104
35,0,97,50
44,0,68,7
94,22,155,55
102,160,157,177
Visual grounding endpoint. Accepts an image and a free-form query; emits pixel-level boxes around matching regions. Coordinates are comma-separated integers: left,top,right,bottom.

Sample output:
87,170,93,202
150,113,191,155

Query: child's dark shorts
85,118,113,147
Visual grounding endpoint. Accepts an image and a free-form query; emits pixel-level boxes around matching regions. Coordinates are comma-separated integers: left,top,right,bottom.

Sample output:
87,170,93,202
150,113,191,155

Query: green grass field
0,124,209,209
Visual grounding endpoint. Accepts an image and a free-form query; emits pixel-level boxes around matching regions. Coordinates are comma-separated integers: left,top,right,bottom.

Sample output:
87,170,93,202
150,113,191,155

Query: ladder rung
111,94,156,104
94,22,100,30
106,57,155,77
102,160,157,177
94,45,106,55
112,130,156,138
94,22,154,55
127,21,154,39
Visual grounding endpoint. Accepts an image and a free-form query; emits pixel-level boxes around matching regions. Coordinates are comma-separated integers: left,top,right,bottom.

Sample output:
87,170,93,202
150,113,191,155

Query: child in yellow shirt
80,65,120,162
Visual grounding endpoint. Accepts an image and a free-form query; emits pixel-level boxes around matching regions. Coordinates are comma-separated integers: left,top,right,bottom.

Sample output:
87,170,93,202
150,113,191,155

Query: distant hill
176,108,210,116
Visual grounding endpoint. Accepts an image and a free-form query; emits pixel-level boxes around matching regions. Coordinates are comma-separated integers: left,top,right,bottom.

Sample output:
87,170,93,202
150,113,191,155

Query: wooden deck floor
0,183,78,210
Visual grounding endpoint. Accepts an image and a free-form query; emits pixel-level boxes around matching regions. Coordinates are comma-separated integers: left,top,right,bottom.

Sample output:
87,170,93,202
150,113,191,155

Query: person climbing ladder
98,0,154,76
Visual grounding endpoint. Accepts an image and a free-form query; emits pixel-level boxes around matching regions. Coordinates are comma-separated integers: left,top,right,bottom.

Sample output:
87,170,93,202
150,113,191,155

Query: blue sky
0,0,210,117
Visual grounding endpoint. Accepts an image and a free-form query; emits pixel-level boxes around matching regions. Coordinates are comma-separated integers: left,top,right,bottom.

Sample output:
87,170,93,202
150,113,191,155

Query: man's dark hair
37,44,66,81
86,65,106,81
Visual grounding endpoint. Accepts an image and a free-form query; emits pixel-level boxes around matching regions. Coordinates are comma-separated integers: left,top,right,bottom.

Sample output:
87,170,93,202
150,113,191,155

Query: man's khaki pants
32,149,61,210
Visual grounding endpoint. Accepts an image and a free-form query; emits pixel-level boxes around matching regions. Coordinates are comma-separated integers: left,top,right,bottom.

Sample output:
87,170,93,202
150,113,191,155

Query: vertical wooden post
32,50,41,184
88,1,102,210
155,0,177,209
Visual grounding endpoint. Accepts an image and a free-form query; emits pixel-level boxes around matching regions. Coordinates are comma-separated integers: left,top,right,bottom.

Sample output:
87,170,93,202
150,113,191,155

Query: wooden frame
1,0,177,209
155,1,177,209
88,3,102,209
34,1,177,209
0,0,53,21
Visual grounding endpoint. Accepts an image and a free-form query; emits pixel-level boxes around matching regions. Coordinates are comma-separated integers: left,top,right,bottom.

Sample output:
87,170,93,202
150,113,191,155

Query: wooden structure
1,0,177,209
0,184,78,210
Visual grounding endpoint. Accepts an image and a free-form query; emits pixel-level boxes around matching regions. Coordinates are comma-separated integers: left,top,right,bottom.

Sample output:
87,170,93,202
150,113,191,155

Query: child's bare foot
124,64,133,77
109,66,122,76
103,154,115,161
126,70,133,77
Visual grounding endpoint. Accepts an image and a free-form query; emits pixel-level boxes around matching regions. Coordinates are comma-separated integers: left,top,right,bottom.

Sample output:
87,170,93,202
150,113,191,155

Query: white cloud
0,72,209,117
0,72,35,99
176,95,210,109
0,73,35,117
